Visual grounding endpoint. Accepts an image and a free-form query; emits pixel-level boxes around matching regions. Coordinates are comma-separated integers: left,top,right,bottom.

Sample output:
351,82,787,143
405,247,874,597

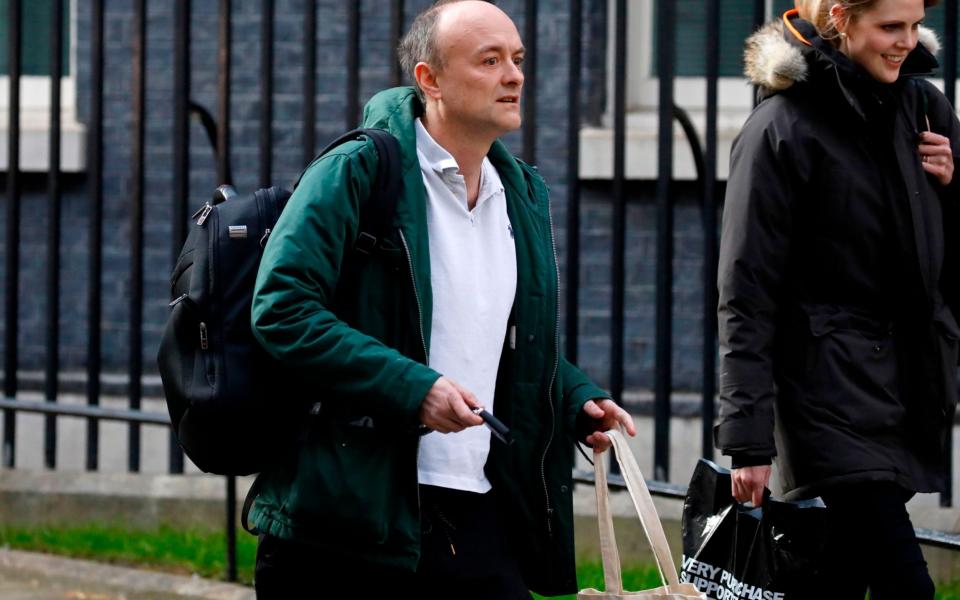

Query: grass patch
534,561,664,599
0,523,258,585
937,581,960,600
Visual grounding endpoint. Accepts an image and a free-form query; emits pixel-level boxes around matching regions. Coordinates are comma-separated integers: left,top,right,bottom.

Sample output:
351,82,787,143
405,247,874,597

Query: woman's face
839,0,926,83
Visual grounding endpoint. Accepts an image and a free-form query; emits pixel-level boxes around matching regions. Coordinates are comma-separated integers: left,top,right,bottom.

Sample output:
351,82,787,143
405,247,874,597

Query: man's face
430,2,525,138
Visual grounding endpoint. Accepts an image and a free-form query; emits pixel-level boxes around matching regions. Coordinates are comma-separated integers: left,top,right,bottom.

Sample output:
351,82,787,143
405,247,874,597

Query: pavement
0,549,255,600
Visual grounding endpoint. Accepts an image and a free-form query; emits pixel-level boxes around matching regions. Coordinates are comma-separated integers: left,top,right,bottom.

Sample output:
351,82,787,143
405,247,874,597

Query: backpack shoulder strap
355,128,402,255
292,127,402,255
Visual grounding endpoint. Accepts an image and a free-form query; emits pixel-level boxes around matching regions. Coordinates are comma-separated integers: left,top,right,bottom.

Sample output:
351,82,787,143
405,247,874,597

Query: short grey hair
398,0,465,103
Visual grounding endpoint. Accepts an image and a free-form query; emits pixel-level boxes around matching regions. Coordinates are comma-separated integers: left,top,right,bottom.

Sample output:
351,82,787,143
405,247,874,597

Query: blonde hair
795,0,939,47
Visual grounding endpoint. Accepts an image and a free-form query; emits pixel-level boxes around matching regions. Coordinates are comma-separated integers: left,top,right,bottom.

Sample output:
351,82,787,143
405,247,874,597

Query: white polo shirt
414,118,517,493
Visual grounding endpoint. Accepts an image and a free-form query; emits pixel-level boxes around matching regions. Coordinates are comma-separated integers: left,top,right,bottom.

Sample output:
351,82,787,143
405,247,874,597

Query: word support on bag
680,459,828,600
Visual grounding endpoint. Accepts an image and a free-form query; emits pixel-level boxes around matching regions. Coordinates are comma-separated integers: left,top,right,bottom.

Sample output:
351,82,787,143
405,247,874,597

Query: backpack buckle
355,231,378,255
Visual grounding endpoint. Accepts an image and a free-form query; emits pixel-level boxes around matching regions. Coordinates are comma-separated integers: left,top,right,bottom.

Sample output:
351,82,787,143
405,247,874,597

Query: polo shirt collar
415,118,460,175
414,118,506,210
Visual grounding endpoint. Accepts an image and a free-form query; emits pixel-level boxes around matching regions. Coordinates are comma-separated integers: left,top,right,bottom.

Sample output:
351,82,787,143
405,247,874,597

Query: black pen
472,407,514,445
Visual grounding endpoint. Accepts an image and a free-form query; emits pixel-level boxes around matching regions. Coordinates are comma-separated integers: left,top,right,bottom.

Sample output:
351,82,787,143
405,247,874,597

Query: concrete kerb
0,470,256,530
0,548,255,600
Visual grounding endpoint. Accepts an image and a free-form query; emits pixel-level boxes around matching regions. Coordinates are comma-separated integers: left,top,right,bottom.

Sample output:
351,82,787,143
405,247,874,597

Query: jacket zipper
399,228,429,538
398,230,429,365
541,183,560,537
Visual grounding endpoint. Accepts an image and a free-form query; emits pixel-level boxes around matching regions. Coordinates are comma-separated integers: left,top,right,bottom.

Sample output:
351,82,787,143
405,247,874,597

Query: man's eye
514,57,524,67
484,57,498,65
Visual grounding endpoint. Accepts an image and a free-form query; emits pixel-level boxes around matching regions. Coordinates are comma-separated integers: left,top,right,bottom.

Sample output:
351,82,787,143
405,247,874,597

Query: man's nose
503,61,524,86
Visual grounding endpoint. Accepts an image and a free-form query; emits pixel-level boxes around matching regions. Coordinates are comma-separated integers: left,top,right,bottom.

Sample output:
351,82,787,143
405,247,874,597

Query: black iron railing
572,470,960,552
3,0,960,585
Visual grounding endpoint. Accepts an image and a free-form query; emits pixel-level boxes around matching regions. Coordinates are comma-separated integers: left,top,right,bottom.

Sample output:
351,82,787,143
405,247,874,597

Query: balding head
398,1,518,103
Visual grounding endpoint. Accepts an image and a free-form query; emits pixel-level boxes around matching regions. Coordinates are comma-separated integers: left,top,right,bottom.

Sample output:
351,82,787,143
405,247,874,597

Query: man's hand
419,377,484,433
919,131,954,186
731,465,771,507
581,399,636,453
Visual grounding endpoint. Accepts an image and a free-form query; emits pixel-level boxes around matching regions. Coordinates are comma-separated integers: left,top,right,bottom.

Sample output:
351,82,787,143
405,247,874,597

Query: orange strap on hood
783,9,813,46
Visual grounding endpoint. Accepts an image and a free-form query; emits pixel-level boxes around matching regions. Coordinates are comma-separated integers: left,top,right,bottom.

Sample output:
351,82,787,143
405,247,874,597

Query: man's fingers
587,432,612,452
450,395,483,426
419,377,485,431
450,380,479,407
439,380,482,426
582,400,604,418
617,411,637,436
732,467,769,505
425,415,462,433
604,402,636,436
731,478,745,503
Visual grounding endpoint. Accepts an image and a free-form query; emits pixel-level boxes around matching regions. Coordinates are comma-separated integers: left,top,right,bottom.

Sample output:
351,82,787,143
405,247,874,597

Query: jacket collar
360,87,532,204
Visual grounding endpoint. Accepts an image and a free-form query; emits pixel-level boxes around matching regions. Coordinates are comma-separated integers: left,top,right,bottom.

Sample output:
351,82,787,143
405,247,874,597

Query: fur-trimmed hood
745,10,941,95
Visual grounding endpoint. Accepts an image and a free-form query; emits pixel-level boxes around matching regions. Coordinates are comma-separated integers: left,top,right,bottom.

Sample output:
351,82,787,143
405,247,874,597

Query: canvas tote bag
579,428,706,600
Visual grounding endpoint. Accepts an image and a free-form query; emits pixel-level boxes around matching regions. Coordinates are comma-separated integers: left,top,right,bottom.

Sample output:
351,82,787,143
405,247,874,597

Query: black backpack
156,128,402,476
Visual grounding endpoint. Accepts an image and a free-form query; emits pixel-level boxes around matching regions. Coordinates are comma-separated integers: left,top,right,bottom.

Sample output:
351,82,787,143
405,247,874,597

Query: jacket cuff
713,417,776,462
731,453,774,469
575,408,603,446
392,365,442,430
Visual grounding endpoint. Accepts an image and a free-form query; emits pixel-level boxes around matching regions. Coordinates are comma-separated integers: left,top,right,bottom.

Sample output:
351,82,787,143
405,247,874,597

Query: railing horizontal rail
0,398,170,426
574,469,687,500
572,470,960,551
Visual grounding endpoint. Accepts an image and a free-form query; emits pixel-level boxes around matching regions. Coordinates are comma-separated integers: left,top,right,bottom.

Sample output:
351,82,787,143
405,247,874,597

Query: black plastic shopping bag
680,459,827,600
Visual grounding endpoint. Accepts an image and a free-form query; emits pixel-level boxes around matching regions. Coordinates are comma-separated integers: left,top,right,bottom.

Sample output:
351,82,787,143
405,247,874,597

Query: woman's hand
919,131,954,186
731,465,771,507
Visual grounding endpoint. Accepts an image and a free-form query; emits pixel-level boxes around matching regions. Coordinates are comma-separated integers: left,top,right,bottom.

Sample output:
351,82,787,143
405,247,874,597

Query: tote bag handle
594,427,682,592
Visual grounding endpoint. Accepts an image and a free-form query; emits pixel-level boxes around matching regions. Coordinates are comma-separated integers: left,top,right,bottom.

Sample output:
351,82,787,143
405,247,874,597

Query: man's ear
415,62,442,101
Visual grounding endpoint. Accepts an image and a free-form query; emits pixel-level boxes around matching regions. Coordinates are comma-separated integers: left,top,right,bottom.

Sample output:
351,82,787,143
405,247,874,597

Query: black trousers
818,481,934,600
254,485,531,599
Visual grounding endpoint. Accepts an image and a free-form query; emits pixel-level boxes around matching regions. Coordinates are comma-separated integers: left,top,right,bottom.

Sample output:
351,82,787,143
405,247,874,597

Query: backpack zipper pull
194,203,213,226
199,322,209,350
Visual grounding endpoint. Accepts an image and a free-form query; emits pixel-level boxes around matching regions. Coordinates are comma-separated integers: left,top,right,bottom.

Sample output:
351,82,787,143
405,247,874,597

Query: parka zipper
540,182,561,537
399,228,429,537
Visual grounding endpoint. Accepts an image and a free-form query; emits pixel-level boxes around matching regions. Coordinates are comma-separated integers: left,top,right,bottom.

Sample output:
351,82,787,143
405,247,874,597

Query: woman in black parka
717,0,958,597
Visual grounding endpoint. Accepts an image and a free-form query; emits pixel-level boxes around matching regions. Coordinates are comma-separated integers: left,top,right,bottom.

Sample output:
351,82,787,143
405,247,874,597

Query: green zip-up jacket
249,87,608,596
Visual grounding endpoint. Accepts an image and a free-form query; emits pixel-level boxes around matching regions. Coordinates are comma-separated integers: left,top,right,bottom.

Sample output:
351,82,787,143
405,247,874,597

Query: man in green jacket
248,1,634,597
